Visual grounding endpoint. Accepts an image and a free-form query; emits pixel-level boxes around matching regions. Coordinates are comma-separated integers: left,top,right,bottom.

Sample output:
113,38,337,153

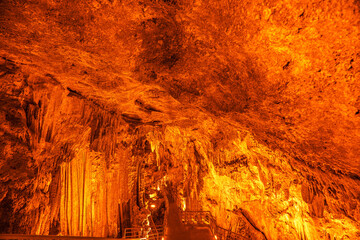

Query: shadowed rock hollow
0,0,359,239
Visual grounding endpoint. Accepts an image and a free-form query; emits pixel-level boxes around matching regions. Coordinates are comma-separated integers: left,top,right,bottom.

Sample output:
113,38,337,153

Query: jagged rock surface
0,0,360,239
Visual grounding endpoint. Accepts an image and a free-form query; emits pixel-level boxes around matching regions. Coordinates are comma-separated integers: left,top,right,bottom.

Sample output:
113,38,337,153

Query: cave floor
166,202,213,240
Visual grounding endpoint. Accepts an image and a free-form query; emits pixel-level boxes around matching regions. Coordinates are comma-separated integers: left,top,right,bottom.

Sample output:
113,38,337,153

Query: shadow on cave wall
133,0,268,114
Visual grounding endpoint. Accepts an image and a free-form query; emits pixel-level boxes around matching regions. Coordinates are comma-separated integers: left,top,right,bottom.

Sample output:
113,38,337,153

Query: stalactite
81,151,86,236
68,161,72,235
58,148,130,237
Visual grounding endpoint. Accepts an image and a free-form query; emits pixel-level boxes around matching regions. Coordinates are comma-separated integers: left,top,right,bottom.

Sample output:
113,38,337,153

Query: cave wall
0,0,360,239
0,61,359,239
0,66,144,236
146,122,360,240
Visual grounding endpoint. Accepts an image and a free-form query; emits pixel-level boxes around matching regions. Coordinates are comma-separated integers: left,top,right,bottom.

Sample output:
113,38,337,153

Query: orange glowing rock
0,0,359,239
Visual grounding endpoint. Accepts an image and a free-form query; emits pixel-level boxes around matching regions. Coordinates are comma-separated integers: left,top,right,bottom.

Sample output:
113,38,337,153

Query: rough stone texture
0,0,360,239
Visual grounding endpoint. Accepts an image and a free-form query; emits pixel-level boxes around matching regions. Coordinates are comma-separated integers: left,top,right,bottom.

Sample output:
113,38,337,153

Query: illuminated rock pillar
59,149,129,237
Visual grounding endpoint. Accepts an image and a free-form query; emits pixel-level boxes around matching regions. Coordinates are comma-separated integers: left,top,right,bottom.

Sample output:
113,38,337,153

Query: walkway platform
166,202,213,240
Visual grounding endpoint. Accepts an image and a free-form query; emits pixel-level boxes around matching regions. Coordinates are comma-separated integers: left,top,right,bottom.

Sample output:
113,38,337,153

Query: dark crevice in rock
121,113,143,125
66,87,85,99
135,99,162,113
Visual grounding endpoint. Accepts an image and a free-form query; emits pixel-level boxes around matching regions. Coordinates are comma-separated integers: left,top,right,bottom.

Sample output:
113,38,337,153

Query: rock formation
0,0,359,239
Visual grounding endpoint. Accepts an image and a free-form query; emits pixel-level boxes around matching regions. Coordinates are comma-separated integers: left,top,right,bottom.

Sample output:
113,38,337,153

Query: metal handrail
179,209,242,240
180,210,212,225
123,225,164,240
147,226,164,240
123,228,145,239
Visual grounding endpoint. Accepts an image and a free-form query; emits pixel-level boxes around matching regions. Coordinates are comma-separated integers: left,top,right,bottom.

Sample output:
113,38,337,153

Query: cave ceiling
1,0,359,172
